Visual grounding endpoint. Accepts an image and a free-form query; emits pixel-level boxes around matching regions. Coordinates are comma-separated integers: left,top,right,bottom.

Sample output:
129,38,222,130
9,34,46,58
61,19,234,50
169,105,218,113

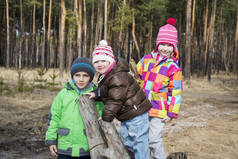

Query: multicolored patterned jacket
137,52,182,119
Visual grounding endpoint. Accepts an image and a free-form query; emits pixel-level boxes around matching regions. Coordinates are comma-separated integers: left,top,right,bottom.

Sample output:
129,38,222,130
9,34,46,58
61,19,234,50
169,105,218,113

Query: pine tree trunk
83,0,87,57
75,0,82,57
59,0,66,76
6,0,10,68
89,0,95,57
191,0,196,73
233,8,238,74
99,0,103,43
220,12,225,74
67,29,73,71
41,0,46,68
195,11,202,76
118,0,126,56
124,28,129,60
110,2,116,51
51,15,58,67
19,0,24,69
203,0,209,76
25,38,29,67
31,3,36,67
11,2,16,67
36,38,40,66
94,0,101,47
207,0,216,81
53,16,58,67
178,12,183,69
104,0,108,40
148,12,153,53
0,8,2,65
216,8,223,74
197,7,203,76
129,27,133,62
131,0,141,60
47,0,52,68
223,33,228,72
184,0,192,79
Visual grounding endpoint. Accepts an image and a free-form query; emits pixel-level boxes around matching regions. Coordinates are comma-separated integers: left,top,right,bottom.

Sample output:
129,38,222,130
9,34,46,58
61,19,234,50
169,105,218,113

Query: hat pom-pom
167,18,176,25
99,40,108,46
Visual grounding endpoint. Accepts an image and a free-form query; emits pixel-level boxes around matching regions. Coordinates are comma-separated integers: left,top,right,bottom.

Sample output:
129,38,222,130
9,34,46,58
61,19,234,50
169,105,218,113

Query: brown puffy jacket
96,58,152,122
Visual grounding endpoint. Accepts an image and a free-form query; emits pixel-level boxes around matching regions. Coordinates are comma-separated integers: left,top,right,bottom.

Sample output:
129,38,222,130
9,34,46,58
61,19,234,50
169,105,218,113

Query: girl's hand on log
85,92,96,99
49,145,58,157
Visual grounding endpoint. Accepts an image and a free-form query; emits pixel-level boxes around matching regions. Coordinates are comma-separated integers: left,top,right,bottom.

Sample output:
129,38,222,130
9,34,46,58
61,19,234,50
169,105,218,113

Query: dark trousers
58,154,91,159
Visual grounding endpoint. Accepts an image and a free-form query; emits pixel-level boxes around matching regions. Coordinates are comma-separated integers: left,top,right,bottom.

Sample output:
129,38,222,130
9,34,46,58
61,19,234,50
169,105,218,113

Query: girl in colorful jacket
137,18,183,159
45,57,103,159
86,40,152,159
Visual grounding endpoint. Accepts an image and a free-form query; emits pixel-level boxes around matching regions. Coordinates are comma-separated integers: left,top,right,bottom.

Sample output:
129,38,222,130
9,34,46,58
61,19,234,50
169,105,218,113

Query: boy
87,40,152,159
45,57,103,159
137,18,183,159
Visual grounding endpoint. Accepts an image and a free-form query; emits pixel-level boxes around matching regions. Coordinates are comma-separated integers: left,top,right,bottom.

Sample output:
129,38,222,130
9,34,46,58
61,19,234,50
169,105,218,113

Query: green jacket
45,81,104,157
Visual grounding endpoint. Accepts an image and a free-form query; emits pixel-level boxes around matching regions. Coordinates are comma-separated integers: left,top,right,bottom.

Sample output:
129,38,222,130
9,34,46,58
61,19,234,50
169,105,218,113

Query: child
137,18,183,159
45,57,103,159
87,40,152,159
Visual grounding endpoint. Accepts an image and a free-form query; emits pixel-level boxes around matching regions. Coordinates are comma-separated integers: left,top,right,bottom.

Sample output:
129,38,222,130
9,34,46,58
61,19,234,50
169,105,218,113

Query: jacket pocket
57,128,70,136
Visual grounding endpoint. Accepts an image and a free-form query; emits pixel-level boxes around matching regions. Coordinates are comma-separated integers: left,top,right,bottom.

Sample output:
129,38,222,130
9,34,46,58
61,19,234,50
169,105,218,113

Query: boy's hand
162,116,171,123
85,92,96,99
49,145,58,157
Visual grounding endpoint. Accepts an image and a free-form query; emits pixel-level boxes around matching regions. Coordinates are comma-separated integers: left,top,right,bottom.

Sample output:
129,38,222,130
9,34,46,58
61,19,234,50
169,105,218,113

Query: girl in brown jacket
87,40,152,159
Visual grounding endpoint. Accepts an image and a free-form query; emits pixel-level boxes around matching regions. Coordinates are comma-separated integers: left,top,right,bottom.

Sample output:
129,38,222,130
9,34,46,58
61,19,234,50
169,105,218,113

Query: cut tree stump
78,95,131,159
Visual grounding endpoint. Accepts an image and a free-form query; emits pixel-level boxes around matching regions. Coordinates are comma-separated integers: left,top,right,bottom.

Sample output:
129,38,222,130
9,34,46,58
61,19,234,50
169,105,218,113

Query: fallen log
78,95,131,159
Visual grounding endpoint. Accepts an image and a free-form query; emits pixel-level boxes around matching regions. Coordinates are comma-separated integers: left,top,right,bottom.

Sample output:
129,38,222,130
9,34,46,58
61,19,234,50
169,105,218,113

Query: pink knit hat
155,18,178,53
92,40,114,64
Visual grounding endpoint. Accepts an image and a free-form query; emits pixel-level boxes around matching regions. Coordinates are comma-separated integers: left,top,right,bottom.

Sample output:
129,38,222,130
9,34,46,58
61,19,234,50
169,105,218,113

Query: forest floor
0,67,238,159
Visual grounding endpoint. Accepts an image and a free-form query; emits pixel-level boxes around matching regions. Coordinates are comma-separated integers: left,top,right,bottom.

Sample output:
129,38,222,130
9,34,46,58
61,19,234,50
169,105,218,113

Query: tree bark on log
78,96,130,159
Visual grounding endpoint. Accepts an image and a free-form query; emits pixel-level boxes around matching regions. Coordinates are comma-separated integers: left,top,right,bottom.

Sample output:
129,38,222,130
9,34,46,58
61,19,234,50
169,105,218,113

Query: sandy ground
164,78,238,159
0,67,238,159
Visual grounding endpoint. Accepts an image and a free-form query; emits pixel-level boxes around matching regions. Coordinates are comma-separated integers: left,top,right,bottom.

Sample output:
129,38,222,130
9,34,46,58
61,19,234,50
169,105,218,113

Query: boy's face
73,72,91,89
158,43,174,58
93,60,111,74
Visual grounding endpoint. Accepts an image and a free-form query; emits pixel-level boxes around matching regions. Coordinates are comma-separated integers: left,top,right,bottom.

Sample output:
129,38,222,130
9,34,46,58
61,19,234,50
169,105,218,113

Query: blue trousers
149,117,166,159
120,112,149,159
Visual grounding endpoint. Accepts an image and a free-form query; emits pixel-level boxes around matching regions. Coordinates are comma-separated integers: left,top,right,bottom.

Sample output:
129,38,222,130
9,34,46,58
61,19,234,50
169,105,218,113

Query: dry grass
0,67,69,86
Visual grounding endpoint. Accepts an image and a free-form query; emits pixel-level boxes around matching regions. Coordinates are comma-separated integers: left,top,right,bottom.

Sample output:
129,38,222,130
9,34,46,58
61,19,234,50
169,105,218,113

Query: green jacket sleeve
45,91,63,146
95,101,104,117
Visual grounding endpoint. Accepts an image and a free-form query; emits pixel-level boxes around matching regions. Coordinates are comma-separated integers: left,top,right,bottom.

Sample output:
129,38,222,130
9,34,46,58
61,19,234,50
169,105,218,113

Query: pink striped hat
155,18,178,53
92,40,114,64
